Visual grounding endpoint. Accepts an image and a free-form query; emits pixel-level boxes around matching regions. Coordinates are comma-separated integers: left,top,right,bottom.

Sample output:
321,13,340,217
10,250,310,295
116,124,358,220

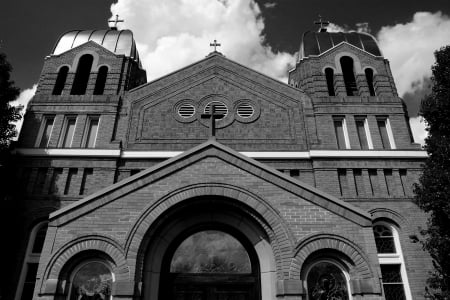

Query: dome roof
299,31,382,60
51,29,141,66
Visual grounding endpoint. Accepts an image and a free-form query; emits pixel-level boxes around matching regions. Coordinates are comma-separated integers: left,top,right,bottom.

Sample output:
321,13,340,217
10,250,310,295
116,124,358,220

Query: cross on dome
314,15,330,32
108,14,124,30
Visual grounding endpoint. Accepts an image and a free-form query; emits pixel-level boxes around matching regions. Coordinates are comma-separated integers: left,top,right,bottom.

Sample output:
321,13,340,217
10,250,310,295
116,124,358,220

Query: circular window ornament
178,103,196,118
237,103,254,118
204,101,228,120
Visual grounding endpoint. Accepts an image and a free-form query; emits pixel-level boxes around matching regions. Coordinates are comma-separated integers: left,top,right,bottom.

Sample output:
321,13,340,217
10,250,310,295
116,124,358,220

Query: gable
50,140,372,228
122,54,312,151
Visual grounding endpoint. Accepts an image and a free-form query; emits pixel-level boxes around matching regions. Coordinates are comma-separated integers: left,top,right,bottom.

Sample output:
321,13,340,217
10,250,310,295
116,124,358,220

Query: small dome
299,31,382,60
51,29,141,66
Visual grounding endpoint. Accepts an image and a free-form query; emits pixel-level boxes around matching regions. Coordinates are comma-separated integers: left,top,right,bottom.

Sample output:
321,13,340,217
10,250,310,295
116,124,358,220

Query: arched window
53,66,69,95
93,66,108,95
71,54,93,95
306,260,350,300
373,222,412,300
15,222,48,300
325,68,335,96
365,68,376,96
68,260,113,300
161,229,259,299
340,56,358,96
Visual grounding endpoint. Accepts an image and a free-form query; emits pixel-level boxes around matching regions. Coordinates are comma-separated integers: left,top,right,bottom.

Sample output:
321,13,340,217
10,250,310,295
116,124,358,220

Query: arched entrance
139,196,277,300
159,227,260,300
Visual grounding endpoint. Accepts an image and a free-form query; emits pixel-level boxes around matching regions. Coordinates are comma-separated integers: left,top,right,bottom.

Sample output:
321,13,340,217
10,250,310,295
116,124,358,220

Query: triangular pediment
50,140,372,227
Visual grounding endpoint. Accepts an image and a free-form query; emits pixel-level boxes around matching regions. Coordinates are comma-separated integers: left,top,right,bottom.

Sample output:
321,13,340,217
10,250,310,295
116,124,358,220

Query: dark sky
1,0,449,90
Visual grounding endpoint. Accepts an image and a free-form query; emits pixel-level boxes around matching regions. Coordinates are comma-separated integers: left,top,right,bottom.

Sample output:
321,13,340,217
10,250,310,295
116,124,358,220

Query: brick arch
42,234,129,284
124,183,296,280
369,208,410,229
293,233,375,280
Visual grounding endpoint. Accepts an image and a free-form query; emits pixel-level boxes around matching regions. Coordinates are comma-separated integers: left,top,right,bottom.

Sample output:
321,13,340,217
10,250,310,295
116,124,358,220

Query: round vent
178,103,196,118
237,103,254,118
204,101,228,120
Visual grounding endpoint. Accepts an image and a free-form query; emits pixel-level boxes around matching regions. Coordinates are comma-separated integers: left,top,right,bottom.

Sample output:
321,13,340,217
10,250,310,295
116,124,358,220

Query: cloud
12,84,36,136
110,0,295,82
409,117,427,146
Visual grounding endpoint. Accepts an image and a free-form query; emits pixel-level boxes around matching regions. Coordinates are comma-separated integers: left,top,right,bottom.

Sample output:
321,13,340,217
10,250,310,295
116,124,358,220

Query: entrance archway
140,196,277,300
160,227,260,300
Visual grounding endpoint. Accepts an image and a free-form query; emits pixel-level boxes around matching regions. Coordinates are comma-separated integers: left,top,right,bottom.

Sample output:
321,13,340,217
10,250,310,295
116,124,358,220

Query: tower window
365,68,376,96
84,116,100,148
377,117,396,149
355,116,373,150
60,116,77,148
71,54,93,95
325,68,335,96
37,116,54,148
93,66,108,95
333,116,350,149
340,56,358,96
52,66,69,95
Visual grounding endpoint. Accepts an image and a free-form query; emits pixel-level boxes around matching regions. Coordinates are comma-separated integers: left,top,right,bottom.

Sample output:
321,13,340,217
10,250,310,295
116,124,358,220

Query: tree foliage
0,52,21,152
415,45,450,299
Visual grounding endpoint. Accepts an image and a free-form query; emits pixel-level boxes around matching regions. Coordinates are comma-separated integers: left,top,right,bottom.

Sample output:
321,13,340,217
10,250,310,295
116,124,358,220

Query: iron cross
210,39,221,52
108,14,124,30
314,15,330,32
201,104,224,140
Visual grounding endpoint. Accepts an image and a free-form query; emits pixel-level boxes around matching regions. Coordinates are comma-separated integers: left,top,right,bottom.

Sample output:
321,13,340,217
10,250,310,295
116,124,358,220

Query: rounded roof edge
299,30,383,60
51,29,141,66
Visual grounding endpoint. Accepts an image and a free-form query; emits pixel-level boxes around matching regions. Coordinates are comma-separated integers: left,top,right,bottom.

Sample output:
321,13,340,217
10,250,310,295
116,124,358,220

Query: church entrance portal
159,229,260,300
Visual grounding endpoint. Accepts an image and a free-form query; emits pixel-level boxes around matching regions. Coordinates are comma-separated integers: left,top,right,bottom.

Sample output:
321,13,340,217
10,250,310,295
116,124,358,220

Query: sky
2,0,450,144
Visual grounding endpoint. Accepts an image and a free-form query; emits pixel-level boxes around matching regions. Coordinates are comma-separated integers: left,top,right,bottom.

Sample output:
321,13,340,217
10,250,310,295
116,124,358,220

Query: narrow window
399,169,408,196
355,117,372,150
365,68,376,96
340,56,358,96
79,168,93,195
84,116,99,148
325,68,335,96
333,116,349,149
377,117,395,149
48,168,63,195
52,66,69,95
33,168,48,194
373,222,412,300
353,169,364,196
38,116,54,148
71,54,93,95
384,169,394,196
93,66,108,95
60,116,76,148
338,169,347,196
15,222,48,300
368,169,378,196
64,168,78,195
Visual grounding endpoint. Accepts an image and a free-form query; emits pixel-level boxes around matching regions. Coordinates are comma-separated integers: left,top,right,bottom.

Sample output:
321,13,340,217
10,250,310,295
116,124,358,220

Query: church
8,18,431,300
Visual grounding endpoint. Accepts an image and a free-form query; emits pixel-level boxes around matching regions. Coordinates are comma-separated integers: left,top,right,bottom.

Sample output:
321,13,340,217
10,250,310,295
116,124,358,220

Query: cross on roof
108,14,124,30
314,15,330,32
210,39,221,52
201,104,225,140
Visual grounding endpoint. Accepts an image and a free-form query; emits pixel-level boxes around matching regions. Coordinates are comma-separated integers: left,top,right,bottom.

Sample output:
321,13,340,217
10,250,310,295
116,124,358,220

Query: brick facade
5,28,431,300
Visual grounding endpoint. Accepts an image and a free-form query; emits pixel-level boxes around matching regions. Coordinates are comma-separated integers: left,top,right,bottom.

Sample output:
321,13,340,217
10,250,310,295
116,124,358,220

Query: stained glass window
306,262,349,300
170,230,251,274
373,224,396,253
69,261,112,300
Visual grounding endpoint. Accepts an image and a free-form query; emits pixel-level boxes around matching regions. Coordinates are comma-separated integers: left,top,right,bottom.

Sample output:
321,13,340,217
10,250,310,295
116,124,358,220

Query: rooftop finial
108,14,124,30
210,39,221,53
314,15,330,32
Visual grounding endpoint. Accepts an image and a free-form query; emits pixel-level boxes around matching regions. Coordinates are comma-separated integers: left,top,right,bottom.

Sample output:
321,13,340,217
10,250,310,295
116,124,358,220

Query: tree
0,52,21,152
415,45,450,299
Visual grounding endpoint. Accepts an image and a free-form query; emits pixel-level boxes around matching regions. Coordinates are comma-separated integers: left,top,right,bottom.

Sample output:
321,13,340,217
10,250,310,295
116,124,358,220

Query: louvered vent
204,101,228,119
237,103,254,118
178,103,196,118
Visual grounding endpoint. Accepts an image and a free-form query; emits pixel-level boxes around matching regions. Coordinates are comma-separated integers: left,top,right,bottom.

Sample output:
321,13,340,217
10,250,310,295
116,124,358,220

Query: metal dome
51,29,141,66
299,31,382,60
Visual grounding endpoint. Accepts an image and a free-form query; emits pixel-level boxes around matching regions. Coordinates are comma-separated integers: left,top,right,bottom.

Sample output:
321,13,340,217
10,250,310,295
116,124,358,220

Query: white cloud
12,84,36,136
409,117,427,146
110,0,294,82
377,11,450,97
